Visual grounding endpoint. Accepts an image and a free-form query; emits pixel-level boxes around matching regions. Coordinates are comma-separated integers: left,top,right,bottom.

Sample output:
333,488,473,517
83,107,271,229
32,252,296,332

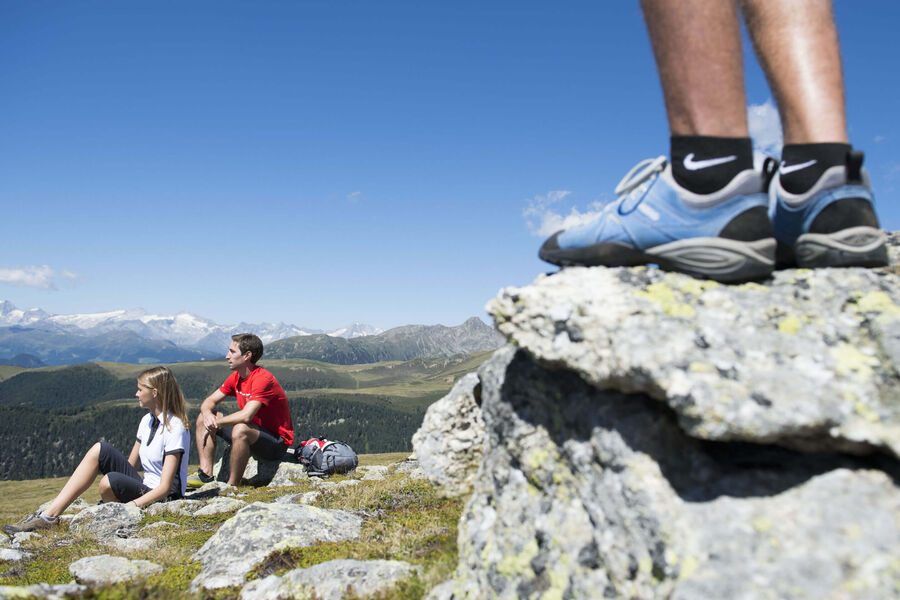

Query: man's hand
200,410,219,434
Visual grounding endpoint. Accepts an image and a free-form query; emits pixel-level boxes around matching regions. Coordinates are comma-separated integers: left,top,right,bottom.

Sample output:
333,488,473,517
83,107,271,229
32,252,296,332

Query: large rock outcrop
429,265,900,599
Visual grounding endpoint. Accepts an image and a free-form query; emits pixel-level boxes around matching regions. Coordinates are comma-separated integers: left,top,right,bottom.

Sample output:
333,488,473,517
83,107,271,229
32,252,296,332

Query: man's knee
231,423,252,441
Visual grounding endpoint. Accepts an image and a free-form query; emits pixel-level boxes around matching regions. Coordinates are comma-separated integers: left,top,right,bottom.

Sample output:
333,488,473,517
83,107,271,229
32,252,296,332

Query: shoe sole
793,226,888,268
541,237,775,283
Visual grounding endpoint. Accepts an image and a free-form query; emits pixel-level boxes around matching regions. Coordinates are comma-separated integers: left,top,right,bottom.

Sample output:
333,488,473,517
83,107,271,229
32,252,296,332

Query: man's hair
232,333,264,364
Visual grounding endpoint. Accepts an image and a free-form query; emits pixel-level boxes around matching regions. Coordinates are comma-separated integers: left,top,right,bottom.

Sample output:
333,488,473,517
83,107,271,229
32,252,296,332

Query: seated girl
3,365,191,533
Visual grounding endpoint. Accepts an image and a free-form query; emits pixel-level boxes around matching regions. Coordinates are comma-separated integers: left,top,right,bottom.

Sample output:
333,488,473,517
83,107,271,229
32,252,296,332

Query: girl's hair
137,366,190,431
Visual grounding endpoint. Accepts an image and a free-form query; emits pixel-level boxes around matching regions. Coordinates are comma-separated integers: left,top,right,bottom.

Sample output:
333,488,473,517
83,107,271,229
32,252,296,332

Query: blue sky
2,1,899,330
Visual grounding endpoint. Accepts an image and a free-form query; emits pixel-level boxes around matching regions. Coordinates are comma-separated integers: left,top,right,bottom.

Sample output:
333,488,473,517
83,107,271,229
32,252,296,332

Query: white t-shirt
136,412,190,497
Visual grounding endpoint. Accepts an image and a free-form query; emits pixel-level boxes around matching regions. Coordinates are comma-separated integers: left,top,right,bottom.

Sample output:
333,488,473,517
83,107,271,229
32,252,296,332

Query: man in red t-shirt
188,333,294,487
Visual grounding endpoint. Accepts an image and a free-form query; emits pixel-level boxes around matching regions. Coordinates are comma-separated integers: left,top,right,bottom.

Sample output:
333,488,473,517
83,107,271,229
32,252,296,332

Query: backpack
295,438,359,477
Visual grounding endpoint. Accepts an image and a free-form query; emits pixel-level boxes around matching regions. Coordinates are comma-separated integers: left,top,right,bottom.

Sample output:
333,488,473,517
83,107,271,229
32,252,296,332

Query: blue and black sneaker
539,157,775,282
769,150,887,269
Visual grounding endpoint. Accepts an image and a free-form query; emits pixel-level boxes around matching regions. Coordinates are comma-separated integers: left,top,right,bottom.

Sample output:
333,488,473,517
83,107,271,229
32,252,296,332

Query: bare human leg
740,0,847,144
641,0,748,138
43,442,103,518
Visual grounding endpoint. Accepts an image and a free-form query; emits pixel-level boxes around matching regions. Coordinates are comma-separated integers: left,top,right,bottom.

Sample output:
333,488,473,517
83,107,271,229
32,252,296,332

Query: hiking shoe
3,511,59,534
539,156,775,282
186,469,214,489
769,150,888,269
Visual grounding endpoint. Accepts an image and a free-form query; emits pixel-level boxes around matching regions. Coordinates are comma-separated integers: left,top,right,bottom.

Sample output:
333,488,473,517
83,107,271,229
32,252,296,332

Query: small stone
69,554,163,585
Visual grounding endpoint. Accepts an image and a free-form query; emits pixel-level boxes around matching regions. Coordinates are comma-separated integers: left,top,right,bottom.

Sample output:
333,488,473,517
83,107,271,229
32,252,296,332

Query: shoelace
613,156,667,196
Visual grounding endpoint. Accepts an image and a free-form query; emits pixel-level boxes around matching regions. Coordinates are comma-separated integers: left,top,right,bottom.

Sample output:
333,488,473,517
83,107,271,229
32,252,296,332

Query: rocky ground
0,456,462,599
416,251,900,599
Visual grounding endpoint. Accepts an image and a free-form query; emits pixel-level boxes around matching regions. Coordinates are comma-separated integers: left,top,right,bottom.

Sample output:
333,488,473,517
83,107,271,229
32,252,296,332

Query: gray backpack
296,438,359,477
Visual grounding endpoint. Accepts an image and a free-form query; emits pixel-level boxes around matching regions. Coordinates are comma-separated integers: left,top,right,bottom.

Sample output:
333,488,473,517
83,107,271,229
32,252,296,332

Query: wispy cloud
874,135,886,143
747,99,783,166
346,191,362,203
523,190,605,238
0,265,77,290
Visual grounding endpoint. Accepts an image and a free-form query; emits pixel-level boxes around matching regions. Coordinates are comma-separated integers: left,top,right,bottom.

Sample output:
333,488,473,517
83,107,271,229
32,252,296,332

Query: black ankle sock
779,143,851,194
670,136,754,195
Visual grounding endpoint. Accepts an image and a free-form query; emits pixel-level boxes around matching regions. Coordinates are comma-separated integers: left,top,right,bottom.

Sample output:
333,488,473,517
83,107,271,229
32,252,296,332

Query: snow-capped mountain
327,322,384,338
0,300,379,354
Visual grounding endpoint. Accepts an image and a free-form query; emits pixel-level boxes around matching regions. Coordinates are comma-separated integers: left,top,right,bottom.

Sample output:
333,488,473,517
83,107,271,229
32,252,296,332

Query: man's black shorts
215,423,288,461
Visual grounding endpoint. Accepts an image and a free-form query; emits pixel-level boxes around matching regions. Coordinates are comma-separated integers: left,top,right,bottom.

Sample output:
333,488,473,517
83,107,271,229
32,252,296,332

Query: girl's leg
43,442,103,518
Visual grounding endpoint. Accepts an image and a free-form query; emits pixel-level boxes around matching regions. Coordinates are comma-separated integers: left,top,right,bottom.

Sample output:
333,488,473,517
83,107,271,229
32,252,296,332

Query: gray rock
139,521,182,534
193,497,246,516
267,462,309,487
308,479,337,491
273,492,321,505
336,479,361,488
144,498,204,516
0,584,85,599
413,372,485,497
67,503,142,544
487,267,900,456
10,532,39,548
69,554,163,585
437,262,900,600
185,480,232,498
105,537,156,552
361,466,389,481
190,502,363,590
215,447,291,486
0,549,29,562
240,559,419,600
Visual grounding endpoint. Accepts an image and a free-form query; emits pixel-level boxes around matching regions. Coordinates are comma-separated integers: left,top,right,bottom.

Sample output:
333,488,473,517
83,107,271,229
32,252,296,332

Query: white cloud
874,135,886,143
747,99,783,167
0,265,58,290
523,190,605,238
346,191,362,202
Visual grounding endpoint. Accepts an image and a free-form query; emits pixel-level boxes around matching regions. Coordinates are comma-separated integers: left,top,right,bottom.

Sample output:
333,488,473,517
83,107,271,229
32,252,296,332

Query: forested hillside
0,352,490,479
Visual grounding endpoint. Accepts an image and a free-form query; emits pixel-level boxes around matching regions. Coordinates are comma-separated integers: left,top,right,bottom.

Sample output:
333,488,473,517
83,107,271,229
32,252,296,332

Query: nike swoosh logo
683,153,738,171
780,159,817,175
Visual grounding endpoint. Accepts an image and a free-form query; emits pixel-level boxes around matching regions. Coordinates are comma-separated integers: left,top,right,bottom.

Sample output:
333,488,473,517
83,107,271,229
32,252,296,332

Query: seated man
188,333,294,487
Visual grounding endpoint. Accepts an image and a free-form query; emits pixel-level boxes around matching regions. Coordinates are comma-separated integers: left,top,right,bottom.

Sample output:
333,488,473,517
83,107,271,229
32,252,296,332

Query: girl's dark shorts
97,442,180,503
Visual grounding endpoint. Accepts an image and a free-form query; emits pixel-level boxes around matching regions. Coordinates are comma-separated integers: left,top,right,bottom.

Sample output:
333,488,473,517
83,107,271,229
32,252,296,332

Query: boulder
67,503,142,545
273,491,321,505
361,466,389,481
190,502,363,590
436,265,900,599
413,372,485,497
215,447,292,486
267,462,309,487
69,554,163,585
0,583,85,599
240,559,420,600
0,549,29,562
193,497,246,516
145,499,205,517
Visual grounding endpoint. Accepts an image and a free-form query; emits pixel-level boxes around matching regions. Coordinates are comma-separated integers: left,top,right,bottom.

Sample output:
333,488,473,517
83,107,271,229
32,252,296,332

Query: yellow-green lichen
675,277,718,296
497,539,539,577
633,283,695,317
831,343,878,381
752,516,772,533
843,523,863,539
853,290,900,316
525,447,550,472
638,556,653,574
777,315,803,334
854,401,880,423
689,362,715,373
678,555,699,580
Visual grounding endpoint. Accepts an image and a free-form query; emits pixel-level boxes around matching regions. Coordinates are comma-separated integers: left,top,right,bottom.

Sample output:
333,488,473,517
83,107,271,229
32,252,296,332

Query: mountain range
0,301,503,367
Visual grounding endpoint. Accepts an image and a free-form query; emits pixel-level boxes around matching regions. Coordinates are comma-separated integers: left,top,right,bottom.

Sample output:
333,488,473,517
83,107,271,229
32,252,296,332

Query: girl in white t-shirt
3,366,192,534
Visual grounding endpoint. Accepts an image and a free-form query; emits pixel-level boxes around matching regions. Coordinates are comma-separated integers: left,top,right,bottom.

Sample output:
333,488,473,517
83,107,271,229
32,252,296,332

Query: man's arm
214,400,263,428
199,389,227,432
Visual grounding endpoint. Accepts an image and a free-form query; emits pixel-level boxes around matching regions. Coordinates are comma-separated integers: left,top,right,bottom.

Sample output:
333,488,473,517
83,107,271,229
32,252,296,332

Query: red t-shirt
219,366,294,446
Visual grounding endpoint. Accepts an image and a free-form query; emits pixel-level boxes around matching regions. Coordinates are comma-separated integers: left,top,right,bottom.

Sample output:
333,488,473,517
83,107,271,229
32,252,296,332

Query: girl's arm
127,452,182,509
127,440,141,470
